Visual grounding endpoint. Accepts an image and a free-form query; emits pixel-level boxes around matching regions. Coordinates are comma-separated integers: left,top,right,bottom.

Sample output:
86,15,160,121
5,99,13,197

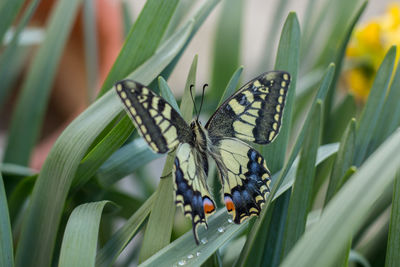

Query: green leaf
14,21,194,264
4,0,83,166
281,129,400,267
275,143,339,199
156,0,220,81
259,0,290,70
209,0,243,102
0,0,40,109
0,0,25,42
349,250,372,267
14,91,121,267
217,66,243,107
0,163,35,177
161,0,196,44
325,93,356,143
99,190,144,219
83,0,99,103
325,118,356,204
0,173,13,267
158,77,181,113
323,1,367,142
236,63,335,267
354,46,396,166
58,201,113,267
369,56,400,151
138,55,197,263
73,115,133,189
96,194,155,267
311,1,364,69
7,175,36,225
262,12,300,173
97,139,160,187
140,209,245,267
281,101,322,257
99,0,179,96
385,173,400,267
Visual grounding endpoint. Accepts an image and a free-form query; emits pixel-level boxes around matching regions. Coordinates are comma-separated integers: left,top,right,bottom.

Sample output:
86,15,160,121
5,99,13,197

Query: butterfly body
115,71,290,244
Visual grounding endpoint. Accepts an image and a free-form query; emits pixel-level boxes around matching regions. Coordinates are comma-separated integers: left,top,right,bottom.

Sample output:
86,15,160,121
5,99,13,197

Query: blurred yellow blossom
346,3,400,101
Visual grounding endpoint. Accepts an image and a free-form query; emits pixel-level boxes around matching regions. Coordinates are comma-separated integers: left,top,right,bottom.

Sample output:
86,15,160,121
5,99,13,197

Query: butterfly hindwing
115,80,192,153
206,71,290,144
173,143,216,244
212,138,271,223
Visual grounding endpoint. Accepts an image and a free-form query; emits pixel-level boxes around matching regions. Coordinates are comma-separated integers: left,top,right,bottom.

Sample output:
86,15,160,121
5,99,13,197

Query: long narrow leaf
370,57,400,150
281,129,400,267
209,0,243,102
4,0,83,166
14,18,194,266
0,173,13,267
325,118,356,204
385,173,400,267
281,101,322,257
97,139,160,187
0,0,25,42
59,201,112,267
262,12,300,172
99,0,179,96
323,1,367,143
96,194,155,267
354,46,396,166
217,66,243,107
0,0,40,108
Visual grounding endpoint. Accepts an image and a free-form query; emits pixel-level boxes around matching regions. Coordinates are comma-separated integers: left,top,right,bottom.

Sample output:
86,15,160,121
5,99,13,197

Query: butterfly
115,71,290,244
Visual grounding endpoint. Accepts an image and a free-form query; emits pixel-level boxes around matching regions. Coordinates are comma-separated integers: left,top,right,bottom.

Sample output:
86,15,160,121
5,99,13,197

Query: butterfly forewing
115,80,192,153
212,138,271,223
206,71,290,144
173,143,216,244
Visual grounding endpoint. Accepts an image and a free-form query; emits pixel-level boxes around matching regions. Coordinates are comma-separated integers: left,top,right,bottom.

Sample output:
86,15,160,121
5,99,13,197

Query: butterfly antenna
197,83,208,120
190,84,198,117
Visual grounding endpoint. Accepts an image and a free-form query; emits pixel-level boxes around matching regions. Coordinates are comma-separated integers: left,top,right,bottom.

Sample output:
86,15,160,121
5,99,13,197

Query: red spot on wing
203,197,215,214
224,196,235,212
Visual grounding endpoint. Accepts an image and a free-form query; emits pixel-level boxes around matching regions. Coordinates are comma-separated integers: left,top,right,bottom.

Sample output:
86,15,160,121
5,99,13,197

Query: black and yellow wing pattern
115,80,216,244
206,71,290,224
206,71,290,144
115,80,192,153
114,70,290,244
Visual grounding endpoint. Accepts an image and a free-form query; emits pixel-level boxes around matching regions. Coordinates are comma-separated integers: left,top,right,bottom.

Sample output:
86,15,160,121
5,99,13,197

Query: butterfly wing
211,138,270,223
115,80,192,153
173,143,216,244
206,71,290,144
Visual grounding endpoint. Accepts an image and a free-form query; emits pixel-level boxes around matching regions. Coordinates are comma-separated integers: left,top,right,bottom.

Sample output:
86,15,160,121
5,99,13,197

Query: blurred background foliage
1,0,400,266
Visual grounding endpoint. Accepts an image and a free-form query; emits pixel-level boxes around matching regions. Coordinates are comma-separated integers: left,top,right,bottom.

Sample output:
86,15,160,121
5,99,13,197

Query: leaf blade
281,129,400,267
58,201,112,267
4,0,83,165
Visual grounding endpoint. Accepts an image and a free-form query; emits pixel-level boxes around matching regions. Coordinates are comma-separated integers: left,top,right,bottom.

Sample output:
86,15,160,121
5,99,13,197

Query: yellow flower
346,3,400,101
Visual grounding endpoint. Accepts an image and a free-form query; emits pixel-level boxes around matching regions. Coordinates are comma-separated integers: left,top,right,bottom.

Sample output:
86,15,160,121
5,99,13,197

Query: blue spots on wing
226,148,271,224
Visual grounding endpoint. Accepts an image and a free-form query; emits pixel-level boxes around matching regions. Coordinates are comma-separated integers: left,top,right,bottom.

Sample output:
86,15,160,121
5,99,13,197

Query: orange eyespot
203,198,215,214
224,196,235,212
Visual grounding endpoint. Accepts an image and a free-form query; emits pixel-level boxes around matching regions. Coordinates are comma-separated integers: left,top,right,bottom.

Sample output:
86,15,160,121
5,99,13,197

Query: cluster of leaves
1,0,400,266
